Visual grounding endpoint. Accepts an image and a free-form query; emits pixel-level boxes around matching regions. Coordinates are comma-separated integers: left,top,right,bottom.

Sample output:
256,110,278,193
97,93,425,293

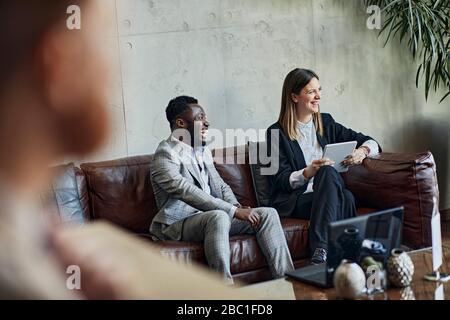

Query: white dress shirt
289,119,379,193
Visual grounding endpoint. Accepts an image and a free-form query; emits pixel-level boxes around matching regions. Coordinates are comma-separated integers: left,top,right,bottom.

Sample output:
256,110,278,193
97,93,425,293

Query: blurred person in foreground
0,0,242,299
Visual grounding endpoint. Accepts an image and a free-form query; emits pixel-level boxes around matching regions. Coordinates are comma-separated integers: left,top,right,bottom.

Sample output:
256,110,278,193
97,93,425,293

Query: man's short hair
165,96,198,128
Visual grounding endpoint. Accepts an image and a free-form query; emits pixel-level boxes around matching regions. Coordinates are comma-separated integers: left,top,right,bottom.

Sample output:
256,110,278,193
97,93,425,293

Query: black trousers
291,166,356,253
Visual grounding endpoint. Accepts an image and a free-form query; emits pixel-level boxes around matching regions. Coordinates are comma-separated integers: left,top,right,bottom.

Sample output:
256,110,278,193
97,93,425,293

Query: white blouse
289,119,379,194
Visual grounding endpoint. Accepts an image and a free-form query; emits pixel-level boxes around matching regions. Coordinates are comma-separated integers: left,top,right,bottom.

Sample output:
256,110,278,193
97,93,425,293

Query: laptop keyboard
286,262,329,287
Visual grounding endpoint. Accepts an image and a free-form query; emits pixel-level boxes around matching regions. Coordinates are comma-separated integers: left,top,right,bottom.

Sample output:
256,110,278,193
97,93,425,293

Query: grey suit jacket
150,137,239,227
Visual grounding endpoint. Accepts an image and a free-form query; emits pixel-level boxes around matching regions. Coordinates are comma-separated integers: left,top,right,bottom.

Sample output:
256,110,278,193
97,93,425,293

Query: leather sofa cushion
157,240,207,265
151,208,375,275
282,218,310,260
153,218,310,274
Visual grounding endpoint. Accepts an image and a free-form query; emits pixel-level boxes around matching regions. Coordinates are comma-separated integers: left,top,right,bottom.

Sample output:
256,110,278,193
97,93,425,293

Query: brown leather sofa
44,147,439,284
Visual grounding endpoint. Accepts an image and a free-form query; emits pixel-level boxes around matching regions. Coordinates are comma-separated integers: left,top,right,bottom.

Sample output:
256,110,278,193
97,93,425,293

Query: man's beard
188,124,206,148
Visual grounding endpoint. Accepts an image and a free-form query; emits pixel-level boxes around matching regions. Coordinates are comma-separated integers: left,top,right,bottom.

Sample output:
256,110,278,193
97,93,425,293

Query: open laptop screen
327,207,404,273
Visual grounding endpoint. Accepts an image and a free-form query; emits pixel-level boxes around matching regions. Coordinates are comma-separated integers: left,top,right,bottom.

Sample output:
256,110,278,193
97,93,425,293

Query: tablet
323,141,357,173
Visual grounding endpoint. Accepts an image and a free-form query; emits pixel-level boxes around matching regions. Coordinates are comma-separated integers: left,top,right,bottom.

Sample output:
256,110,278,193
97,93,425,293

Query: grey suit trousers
159,207,294,282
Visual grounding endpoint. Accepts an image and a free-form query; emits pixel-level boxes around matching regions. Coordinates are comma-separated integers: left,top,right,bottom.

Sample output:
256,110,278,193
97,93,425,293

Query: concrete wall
90,0,450,209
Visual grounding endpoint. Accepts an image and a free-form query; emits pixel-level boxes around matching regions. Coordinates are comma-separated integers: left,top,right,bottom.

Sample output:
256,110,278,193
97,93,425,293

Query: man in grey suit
150,96,294,284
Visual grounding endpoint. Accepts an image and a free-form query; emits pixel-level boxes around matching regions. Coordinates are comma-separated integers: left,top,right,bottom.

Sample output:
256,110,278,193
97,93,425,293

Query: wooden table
240,243,450,300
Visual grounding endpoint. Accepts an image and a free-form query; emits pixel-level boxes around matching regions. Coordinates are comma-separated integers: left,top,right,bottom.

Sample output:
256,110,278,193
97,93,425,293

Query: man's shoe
310,248,327,265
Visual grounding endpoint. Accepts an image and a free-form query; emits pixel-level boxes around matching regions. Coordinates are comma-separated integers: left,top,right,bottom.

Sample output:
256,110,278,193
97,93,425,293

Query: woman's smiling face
292,77,322,116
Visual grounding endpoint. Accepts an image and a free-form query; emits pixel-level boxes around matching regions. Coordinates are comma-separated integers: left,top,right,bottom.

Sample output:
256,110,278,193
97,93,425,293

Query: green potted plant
365,0,450,102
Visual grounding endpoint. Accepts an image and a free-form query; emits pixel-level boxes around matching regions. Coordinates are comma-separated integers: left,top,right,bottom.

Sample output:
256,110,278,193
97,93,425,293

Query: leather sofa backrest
81,155,156,234
247,141,272,207
78,147,258,233
212,146,258,208
46,148,438,249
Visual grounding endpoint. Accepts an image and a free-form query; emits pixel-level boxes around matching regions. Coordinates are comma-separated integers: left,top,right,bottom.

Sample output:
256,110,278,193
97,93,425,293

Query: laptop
285,207,404,288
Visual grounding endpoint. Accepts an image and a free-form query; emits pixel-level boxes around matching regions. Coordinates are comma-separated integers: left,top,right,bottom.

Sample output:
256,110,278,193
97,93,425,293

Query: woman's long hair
278,68,323,140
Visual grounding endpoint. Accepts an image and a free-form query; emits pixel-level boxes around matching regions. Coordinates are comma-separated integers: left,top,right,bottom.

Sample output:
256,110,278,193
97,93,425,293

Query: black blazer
266,113,381,216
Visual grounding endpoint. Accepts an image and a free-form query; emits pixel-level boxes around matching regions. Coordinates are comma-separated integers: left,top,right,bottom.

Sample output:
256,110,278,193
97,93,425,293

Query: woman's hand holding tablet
322,141,358,173
342,146,370,167
302,158,336,179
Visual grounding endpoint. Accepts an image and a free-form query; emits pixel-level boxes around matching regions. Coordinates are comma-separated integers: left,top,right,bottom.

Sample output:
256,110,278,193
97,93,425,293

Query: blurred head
166,96,210,147
0,0,110,188
278,68,323,140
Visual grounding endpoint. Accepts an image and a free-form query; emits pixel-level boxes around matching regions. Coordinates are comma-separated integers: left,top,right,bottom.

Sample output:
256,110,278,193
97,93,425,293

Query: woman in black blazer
266,68,381,264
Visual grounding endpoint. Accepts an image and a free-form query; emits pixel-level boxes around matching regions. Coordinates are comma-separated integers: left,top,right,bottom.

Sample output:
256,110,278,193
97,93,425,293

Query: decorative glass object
333,259,366,299
400,286,416,300
387,249,414,288
337,227,363,263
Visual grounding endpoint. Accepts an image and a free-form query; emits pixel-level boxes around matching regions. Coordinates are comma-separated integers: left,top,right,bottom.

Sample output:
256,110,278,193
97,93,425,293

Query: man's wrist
229,206,238,219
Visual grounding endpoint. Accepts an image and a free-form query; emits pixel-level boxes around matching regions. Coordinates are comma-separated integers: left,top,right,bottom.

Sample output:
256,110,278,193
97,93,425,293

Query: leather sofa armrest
342,151,439,249
41,163,88,226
